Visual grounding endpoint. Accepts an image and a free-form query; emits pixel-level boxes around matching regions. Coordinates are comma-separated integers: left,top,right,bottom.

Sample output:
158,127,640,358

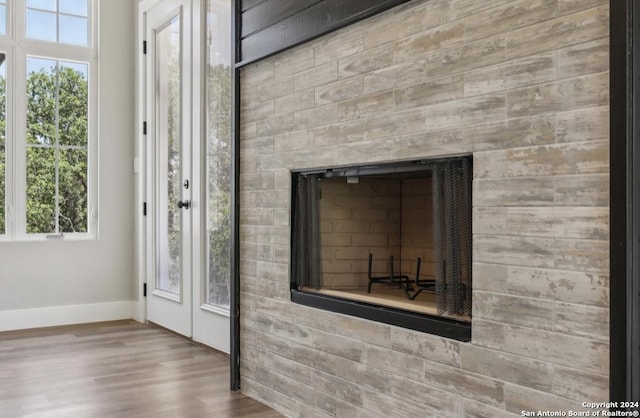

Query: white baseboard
132,300,146,323
0,301,134,332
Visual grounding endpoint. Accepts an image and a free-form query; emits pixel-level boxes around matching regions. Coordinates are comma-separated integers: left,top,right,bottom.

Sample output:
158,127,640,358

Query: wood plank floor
0,320,283,418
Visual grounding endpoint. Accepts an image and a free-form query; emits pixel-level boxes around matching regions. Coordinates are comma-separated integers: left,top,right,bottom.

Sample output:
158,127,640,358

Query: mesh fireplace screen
291,174,322,289
432,158,472,317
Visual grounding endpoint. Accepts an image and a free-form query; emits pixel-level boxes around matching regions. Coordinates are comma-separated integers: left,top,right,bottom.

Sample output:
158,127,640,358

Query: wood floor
0,320,283,418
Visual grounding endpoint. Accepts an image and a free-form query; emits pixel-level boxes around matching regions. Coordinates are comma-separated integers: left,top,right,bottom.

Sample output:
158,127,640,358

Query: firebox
290,156,473,339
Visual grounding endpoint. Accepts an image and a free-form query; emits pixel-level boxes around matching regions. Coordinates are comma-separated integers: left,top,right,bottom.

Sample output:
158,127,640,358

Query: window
205,0,232,309
0,56,5,234
290,157,472,341
0,0,96,240
0,1,6,35
26,0,89,46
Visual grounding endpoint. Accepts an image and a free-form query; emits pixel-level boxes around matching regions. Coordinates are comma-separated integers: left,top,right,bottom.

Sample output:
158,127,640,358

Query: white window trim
0,0,98,241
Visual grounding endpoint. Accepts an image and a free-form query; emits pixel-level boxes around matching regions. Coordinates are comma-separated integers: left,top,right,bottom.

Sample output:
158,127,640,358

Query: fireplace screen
291,157,472,321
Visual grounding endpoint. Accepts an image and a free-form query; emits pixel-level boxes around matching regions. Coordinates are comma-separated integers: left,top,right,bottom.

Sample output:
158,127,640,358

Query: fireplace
291,156,472,337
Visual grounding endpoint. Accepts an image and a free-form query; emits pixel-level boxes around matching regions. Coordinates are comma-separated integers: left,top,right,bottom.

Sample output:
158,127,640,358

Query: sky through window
26,0,89,46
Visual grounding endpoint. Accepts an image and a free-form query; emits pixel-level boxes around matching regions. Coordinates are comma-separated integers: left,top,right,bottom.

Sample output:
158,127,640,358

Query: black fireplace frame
290,290,471,341
289,157,472,342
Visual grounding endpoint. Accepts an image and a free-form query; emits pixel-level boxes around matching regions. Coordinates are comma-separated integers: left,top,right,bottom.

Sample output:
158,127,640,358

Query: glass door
143,0,231,353
192,0,231,353
145,0,192,337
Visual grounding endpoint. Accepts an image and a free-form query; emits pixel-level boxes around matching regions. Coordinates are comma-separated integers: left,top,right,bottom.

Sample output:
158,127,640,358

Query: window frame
0,0,98,241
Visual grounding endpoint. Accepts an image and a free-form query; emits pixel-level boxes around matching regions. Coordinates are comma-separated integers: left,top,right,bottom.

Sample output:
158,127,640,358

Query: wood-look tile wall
239,0,609,416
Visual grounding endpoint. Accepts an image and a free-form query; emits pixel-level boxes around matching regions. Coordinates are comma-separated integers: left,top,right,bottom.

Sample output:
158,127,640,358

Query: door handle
177,200,190,209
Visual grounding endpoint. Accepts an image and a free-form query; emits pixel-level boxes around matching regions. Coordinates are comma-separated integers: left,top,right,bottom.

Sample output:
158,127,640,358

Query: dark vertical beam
630,0,640,402
609,0,627,403
610,0,640,404
229,0,241,392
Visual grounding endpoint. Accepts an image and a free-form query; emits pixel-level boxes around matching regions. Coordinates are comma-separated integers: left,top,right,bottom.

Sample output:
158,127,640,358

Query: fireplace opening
291,156,472,338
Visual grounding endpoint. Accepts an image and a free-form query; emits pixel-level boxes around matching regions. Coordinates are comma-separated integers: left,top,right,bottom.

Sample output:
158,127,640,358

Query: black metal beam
610,0,640,404
240,0,265,12
236,0,411,66
629,0,640,402
230,0,241,392
241,0,321,38
609,0,627,403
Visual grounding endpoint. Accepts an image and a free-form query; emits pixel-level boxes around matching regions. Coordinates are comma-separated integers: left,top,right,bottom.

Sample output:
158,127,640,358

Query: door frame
230,0,241,391
135,0,155,325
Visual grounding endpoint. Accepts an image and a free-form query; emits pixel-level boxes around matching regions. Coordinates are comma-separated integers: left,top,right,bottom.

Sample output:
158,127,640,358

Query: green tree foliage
166,46,182,292
207,63,231,307
25,64,88,234
0,144,4,234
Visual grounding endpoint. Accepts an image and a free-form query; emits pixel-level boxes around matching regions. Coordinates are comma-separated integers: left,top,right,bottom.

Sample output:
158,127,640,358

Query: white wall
0,0,136,330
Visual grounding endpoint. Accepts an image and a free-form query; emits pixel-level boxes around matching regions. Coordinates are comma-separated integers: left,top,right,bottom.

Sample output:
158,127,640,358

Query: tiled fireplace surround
239,0,610,416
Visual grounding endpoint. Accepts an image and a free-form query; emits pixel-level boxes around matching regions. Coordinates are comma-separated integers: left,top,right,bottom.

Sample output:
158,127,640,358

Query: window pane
26,57,89,234
0,57,5,235
205,0,232,308
61,61,88,77
58,63,88,146
26,147,56,234
27,57,55,74
156,16,182,294
27,2,90,46
26,58,57,146
60,0,88,17
0,6,6,36
59,15,88,46
0,144,4,234
27,0,56,12
59,149,87,233
26,10,56,42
